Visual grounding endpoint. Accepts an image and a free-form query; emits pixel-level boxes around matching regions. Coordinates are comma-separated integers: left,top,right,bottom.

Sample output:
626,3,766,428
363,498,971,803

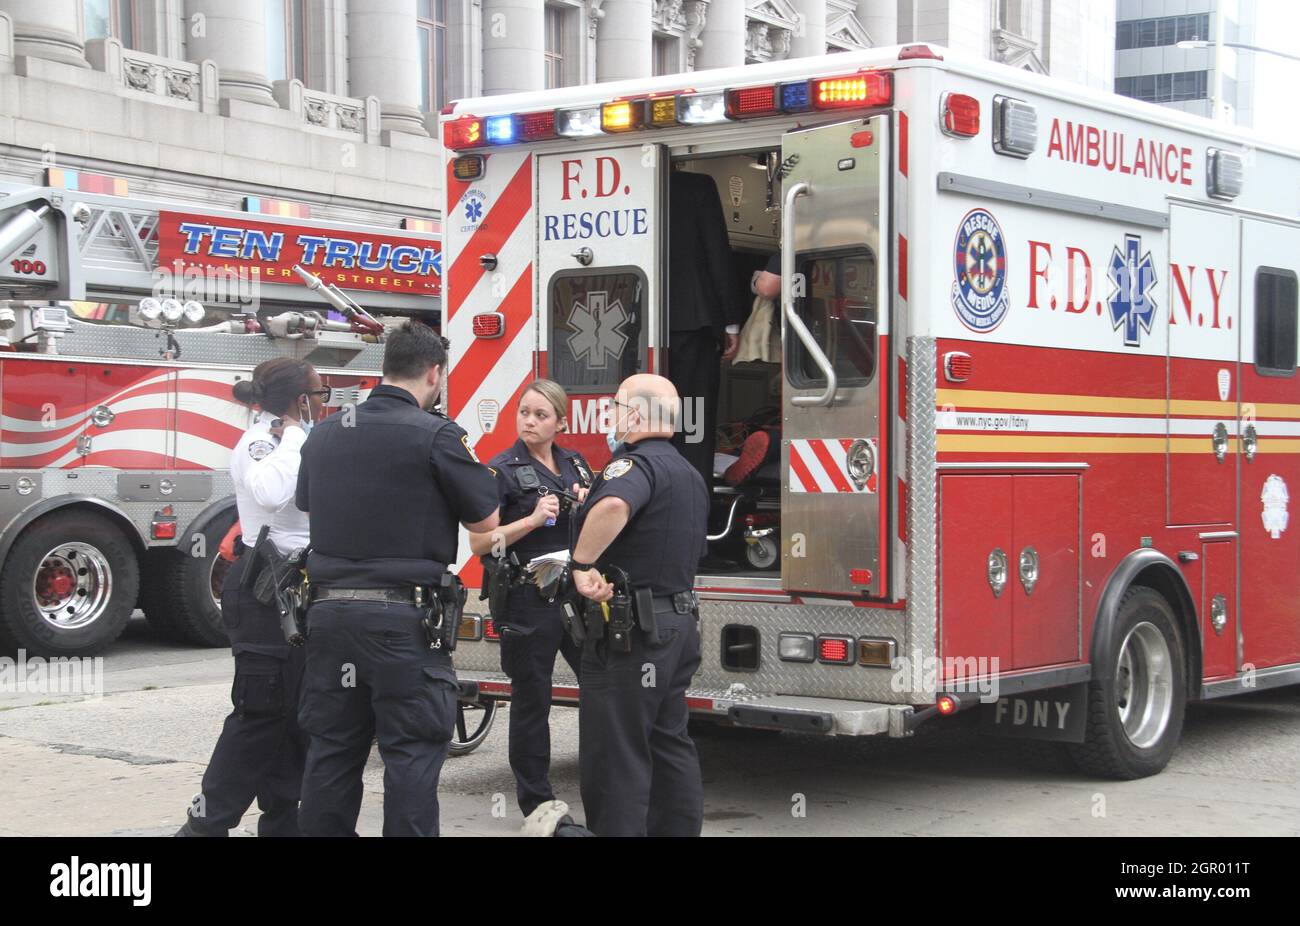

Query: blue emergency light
779,81,812,112
485,114,518,144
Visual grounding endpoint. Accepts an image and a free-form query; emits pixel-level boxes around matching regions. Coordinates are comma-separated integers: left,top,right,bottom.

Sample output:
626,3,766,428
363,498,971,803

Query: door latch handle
1212,422,1229,462
1018,546,1039,596
987,548,1008,598
1242,424,1258,462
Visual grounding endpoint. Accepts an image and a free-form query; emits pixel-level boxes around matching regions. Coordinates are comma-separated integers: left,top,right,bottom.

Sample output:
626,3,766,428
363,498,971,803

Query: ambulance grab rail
781,182,837,408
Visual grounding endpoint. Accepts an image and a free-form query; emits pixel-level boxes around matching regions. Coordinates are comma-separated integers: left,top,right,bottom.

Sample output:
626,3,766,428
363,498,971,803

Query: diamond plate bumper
456,671,915,738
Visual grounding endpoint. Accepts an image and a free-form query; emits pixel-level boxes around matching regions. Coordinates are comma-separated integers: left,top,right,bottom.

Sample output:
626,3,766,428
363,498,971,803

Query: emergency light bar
441,69,893,149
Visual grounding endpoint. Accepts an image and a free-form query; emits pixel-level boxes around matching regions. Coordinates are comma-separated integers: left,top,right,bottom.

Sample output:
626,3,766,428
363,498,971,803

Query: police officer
294,321,500,837
177,358,327,836
570,373,709,836
468,379,593,822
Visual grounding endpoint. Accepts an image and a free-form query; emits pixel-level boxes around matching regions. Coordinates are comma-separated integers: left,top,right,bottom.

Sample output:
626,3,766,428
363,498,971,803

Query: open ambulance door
537,144,663,468
779,116,890,598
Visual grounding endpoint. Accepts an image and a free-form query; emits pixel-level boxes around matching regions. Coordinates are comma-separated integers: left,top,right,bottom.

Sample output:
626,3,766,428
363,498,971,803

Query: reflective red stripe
446,156,533,319
787,442,819,492
447,265,533,419
810,438,854,493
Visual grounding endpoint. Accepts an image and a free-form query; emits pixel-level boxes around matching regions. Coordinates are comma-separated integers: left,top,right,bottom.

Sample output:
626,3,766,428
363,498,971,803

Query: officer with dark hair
570,373,709,837
295,321,500,837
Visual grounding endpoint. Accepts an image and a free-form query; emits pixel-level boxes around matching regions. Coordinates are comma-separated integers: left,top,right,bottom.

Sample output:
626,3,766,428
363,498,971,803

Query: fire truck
0,177,438,657
438,44,1300,777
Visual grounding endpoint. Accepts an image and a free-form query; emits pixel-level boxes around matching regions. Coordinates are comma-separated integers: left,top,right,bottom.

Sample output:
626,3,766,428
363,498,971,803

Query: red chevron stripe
448,265,534,419
446,156,532,319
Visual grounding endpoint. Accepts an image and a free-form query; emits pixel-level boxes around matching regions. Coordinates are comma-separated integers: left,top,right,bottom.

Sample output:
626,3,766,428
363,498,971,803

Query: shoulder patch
461,434,481,463
248,439,275,461
603,458,634,479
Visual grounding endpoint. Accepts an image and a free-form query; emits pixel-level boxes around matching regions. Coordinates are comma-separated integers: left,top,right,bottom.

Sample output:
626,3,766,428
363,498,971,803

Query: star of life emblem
1107,234,1158,347
566,291,628,370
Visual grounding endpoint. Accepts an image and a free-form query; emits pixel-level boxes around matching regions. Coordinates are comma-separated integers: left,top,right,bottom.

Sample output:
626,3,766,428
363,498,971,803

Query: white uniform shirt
231,412,311,555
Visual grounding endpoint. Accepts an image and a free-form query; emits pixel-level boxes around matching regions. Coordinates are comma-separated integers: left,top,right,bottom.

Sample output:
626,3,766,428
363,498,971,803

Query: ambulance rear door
537,145,663,467
779,116,891,598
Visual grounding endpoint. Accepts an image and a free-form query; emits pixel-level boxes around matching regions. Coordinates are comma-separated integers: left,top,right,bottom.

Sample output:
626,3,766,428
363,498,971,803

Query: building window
1116,70,1208,104
265,0,307,83
653,35,677,76
545,5,566,89
418,0,446,112
1255,268,1298,376
1116,14,1210,50
84,0,137,50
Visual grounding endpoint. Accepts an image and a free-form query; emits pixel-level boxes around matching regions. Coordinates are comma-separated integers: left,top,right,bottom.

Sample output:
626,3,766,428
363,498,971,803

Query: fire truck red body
0,185,433,655
439,44,1300,776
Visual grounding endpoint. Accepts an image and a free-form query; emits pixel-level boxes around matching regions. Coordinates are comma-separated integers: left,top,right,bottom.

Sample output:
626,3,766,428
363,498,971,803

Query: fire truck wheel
140,510,237,648
1068,586,1187,780
0,511,140,657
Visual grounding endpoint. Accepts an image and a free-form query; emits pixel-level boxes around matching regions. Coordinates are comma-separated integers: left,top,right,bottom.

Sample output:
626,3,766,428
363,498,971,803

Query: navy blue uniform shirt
487,438,593,562
574,436,708,596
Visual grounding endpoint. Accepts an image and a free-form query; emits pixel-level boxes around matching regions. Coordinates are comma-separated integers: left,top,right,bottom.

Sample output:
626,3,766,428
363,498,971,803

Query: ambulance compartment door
780,116,889,597
537,145,661,469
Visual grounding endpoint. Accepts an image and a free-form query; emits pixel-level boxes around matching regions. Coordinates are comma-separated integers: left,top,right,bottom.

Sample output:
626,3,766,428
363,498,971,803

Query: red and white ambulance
439,44,1300,776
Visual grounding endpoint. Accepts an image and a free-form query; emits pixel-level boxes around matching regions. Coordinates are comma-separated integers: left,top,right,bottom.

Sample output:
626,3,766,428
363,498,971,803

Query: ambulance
438,44,1300,777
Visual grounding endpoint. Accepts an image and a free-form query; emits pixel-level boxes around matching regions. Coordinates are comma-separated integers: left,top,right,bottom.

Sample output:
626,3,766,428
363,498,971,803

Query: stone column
347,0,425,134
597,0,650,82
857,0,896,47
481,0,544,95
1,0,89,67
693,0,744,69
183,0,274,104
788,0,825,58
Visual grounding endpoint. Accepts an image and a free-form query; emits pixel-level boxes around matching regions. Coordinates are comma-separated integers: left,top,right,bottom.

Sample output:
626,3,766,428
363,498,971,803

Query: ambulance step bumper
723,695,913,737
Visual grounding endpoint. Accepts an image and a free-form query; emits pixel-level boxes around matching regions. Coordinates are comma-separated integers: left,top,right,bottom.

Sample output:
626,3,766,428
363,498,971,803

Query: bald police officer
294,321,500,837
570,373,708,837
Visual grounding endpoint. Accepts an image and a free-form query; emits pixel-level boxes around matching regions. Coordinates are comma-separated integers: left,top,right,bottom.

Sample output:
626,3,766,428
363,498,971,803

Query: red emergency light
812,72,892,110
472,312,505,339
443,116,485,149
937,695,959,715
517,110,557,141
483,618,500,641
942,93,980,137
726,84,779,119
817,635,855,665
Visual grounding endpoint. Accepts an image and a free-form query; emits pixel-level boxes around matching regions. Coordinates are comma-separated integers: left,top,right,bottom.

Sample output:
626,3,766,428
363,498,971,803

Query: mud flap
979,682,1088,742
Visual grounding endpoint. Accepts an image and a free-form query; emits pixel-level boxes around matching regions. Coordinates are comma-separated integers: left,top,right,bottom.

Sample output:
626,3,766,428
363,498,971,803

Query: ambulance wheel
1068,586,1186,779
141,509,237,648
0,510,139,657
744,535,779,570
448,698,498,757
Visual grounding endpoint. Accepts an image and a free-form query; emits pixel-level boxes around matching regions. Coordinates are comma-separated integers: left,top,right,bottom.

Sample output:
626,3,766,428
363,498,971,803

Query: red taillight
151,519,177,540
518,110,556,141
812,71,892,109
898,44,943,60
850,568,873,586
726,84,779,119
944,351,973,382
443,116,484,149
483,618,500,641
937,695,959,715
472,312,505,339
817,636,854,664
943,93,980,137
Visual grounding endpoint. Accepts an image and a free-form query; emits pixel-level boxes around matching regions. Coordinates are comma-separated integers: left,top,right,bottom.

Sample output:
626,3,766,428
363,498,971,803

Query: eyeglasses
307,389,331,399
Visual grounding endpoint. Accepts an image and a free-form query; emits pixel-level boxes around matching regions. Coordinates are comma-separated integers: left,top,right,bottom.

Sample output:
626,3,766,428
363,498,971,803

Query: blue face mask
606,431,622,456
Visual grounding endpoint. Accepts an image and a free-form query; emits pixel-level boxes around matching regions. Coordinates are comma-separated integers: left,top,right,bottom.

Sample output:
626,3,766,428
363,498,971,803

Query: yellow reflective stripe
937,434,1300,454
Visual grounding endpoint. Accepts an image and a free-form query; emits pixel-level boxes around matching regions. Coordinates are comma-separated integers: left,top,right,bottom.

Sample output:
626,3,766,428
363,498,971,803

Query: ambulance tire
140,511,236,648
0,511,139,657
1068,586,1187,779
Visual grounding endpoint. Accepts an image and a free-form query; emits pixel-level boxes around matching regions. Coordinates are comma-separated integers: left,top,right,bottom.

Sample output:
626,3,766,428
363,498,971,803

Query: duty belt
312,587,426,604
651,591,699,615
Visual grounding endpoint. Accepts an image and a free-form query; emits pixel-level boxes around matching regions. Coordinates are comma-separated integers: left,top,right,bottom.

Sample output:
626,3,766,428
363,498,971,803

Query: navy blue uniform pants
499,591,582,816
578,608,704,836
297,600,458,837
188,555,307,837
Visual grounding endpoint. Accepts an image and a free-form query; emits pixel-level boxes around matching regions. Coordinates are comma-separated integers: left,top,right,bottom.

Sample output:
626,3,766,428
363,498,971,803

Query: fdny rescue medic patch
951,208,1009,333
248,440,275,461
603,458,633,479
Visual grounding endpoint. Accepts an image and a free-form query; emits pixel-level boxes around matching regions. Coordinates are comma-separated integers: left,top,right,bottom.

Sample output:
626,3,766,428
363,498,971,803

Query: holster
422,572,466,652
632,586,658,643
480,553,520,624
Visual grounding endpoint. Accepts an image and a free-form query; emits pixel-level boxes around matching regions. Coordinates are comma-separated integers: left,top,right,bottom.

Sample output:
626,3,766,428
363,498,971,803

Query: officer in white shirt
177,358,327,837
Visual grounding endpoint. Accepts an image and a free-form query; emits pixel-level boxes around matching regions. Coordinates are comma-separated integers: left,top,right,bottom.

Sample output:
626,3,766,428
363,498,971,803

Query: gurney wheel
449,697,498,756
